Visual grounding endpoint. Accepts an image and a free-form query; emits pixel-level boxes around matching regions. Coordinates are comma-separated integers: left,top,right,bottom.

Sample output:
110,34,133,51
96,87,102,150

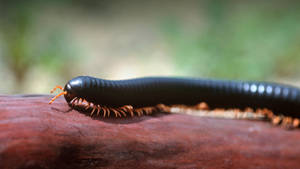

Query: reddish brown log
0,95,300,169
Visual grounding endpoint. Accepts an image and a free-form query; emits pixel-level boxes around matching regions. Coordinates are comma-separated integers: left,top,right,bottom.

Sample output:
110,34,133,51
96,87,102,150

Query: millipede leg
107,107,111,117
135,109,143,116
70,97,77,103
103,107,107,117
71,97,78,107
111,108,122,117
129,109,134,117
68,97,167,119
122,105,134,117
85,102,91,110
144,107,152,115
293,119,300,128
272,116,282,125
118,108,127,117
96,105,101,116
78,98,83,105
91,106,96,116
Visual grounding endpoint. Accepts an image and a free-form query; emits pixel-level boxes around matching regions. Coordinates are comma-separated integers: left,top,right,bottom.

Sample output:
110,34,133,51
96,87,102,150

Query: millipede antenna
49,85,67,104
50,85,64,93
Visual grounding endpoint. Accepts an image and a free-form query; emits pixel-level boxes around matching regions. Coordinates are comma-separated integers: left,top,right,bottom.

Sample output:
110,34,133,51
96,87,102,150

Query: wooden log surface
0,95,300,169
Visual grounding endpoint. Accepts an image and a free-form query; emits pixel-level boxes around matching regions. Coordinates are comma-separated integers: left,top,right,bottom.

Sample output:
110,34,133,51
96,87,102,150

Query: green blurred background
1,0,300,94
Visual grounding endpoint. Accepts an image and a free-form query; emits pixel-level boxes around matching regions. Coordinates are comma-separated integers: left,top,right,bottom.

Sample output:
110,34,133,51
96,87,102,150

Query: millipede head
49,77,87,105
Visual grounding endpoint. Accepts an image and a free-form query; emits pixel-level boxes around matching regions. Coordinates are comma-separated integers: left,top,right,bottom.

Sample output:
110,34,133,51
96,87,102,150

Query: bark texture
0,95,299,169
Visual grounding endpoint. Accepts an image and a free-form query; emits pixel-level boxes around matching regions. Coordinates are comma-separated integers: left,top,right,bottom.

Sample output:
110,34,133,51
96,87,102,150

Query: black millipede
49,76,300,127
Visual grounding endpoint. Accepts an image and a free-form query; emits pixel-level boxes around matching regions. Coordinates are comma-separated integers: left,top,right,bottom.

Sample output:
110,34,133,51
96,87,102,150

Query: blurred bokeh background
1,0,300,94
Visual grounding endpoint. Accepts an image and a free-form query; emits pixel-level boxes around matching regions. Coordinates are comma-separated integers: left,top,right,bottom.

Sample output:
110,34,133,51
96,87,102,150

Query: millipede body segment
49,76,300,126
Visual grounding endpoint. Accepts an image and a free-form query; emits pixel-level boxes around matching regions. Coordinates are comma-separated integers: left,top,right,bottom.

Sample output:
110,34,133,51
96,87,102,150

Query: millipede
49,76,300,128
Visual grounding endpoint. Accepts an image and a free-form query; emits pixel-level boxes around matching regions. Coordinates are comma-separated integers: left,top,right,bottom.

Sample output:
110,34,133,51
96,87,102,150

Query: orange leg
103,107,107,117
106,107,111,117
85,102,91,110
134,109,140,116
128,109,134,117
112,109,122,117
96,105,101,116
118,109,127,117
90,105,97,116
121,105,134,117
78,98,83,105
71,97,78,106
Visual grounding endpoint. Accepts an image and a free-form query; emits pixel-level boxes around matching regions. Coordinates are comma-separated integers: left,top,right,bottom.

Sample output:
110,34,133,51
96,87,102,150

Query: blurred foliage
161,0,300,80
1,0,300,93
0,0,79,92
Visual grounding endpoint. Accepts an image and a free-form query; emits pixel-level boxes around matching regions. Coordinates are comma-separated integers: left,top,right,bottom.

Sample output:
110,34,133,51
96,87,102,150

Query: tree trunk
0,95,299,169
